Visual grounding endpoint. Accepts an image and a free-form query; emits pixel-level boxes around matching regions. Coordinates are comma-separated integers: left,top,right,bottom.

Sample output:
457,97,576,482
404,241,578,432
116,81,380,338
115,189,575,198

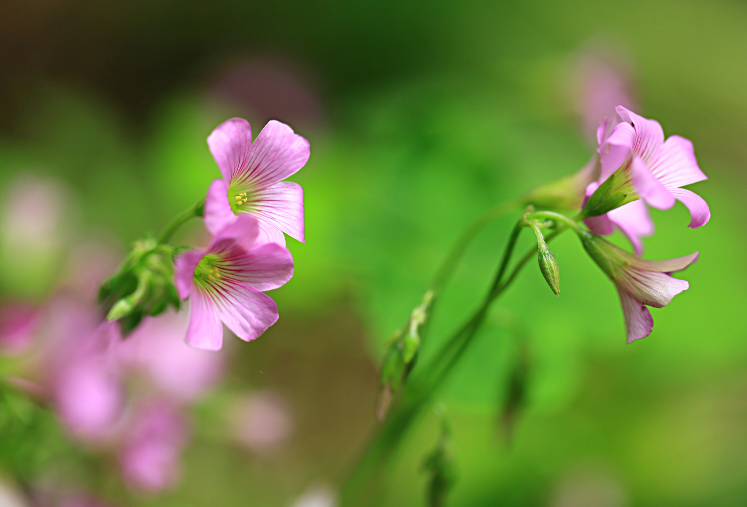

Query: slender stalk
429,199,521,293
157,199,205,245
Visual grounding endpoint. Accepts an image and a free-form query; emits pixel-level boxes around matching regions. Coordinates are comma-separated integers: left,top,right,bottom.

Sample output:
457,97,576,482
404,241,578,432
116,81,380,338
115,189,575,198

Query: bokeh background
1,0,746,505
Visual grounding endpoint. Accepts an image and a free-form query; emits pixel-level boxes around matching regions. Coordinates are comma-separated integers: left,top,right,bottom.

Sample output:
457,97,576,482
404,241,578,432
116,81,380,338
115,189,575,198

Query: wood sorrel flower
580,231,698,343
174,215,294,351
203,118,309,246
581,107,709,252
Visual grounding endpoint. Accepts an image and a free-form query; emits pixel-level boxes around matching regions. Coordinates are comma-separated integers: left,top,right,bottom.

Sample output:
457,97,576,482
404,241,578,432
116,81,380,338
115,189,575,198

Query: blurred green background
1,0,747,505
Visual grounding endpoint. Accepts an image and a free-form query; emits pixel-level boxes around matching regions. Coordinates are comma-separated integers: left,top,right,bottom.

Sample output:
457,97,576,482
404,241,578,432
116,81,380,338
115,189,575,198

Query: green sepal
580,165,638,219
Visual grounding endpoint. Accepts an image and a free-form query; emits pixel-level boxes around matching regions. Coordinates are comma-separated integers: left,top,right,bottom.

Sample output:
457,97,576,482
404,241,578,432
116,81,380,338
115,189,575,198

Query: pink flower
118,400,189,492
231,392,293,454
583,107,709,253
0,303,40,353
118,311,225,402
175,215,294,351
580,232,698,343
204,118,309,247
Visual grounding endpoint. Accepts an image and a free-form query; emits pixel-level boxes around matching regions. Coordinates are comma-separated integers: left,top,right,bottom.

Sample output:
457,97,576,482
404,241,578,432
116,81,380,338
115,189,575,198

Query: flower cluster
574,107,707,341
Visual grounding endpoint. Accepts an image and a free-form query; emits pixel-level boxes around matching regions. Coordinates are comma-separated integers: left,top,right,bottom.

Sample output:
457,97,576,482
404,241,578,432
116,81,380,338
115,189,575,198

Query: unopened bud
537,244,560,296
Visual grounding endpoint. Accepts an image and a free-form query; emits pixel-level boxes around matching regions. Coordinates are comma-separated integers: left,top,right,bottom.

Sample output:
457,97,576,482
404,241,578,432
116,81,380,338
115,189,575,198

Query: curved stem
528,210,584,234
157,199,205,245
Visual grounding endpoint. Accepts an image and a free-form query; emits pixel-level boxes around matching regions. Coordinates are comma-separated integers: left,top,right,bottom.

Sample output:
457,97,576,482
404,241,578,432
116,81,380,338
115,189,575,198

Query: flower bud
422,407,457,507
537,244,560,296
99,239,180,336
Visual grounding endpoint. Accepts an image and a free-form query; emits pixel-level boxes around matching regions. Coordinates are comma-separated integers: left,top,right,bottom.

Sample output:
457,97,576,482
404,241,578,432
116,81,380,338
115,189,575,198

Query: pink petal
208,214,260,252
185,290,224,351
174,250,205,300
616,106,664,165
239,120,310,188
596,116,610,146
649,135,707,189
211,282,279,342
255,223,287,247
222,242,294,291
584,213,615,236
628,251,699,274
617,289,653,343
598,121,635,180
669,187,711,229
253,181,305,243
630,155,675,209
616,268,689,308
207,118,253,182
204,179,236,235
608,200,655,255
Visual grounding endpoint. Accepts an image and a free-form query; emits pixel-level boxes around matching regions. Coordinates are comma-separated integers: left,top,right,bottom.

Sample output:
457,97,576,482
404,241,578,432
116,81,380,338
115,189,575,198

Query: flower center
228,183,257,215
194,255,223,285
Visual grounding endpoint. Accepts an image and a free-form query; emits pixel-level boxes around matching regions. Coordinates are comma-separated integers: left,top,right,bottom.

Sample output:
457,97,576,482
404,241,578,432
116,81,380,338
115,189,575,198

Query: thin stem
157,199,205,245
528,210,584,234
430,199,521,293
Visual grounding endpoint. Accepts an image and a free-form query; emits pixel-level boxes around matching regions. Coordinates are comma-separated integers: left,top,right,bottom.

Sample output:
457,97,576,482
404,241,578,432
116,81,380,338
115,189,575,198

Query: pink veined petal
627,251,699,274
598,121,635,181
185,290,224,351
630,155,676,210
210,282,279,342
253,181,305,243
616,106,664,166
648,135,707,189
174,250,205,300
669,187,711,229
237,120,310,188
608,200,655,255
207,118,253,182
221,242,294,291
208,214,260,252
616,268,689,308
584,213,615,236
255,223,287,247
617,288,653,344
204,179,236,235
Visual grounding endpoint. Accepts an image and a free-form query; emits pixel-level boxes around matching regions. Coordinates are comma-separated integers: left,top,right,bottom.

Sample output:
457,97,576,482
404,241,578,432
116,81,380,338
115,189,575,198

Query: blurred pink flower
572,50,637,142
0,303,40,353
203,117,309,246
42,302,123,440
175,215,294,351
581,232,698,343
118,311,225,403
118,400,189,492
232,392,293,453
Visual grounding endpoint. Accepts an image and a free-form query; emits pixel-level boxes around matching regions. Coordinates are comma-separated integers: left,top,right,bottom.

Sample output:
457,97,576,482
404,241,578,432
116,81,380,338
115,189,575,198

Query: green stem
528,210,584,234
157,199,205,245
430,199,521,293
341,212,569,506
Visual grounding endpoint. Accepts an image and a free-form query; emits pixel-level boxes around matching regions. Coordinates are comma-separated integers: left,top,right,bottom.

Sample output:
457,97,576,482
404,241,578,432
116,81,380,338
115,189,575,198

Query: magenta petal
185,290,224,350
669,188,710,228
608,200,654,255
618,289,653,343
213,282,279,342
615,106,664,165
207,118,253,182
617,268,689,308
630,155,675,210
227,242,294,291
598,121,635,180
254,181,305,243
649,135,707,188
208,214,260,252
174,250,205,300
241,120,310,187
629,251,699,274
204,179,236,235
